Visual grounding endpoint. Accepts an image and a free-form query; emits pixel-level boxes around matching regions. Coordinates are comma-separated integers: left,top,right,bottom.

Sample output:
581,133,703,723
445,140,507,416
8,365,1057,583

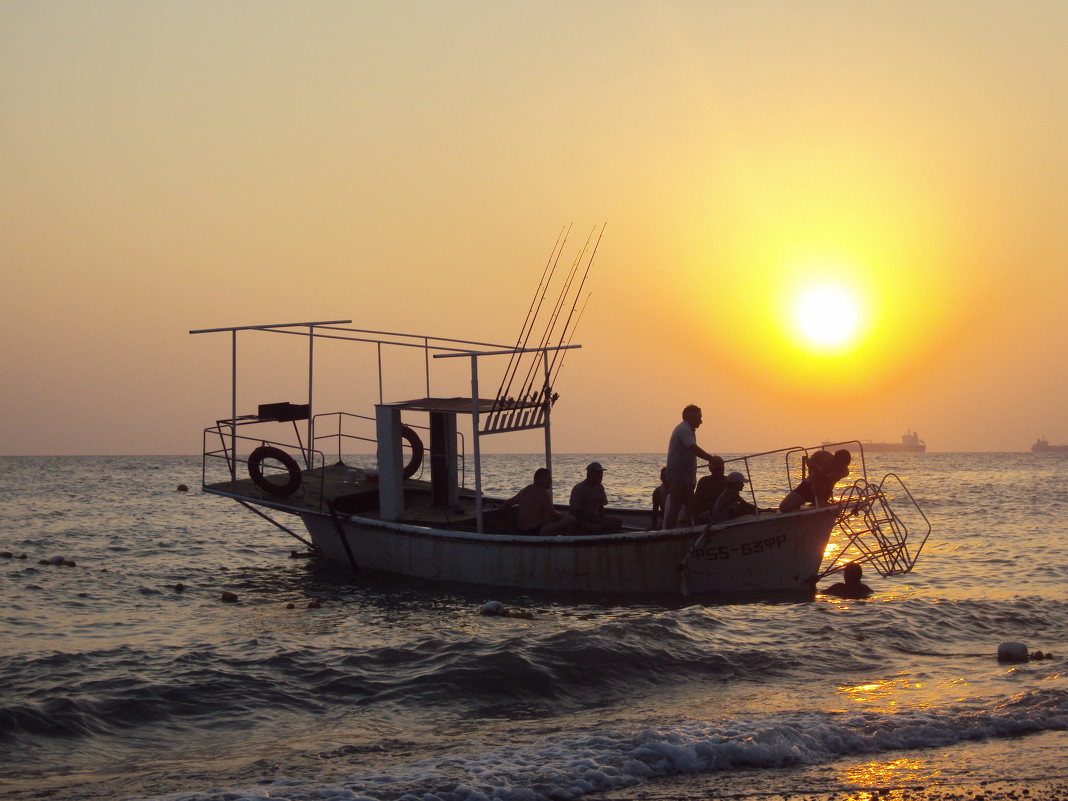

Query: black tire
248,446,302,496
401,426,424,480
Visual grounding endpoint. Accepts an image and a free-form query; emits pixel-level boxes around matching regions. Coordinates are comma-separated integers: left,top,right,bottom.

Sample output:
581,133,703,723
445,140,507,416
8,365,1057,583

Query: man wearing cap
569,462,623,534
712,471,757,524
664,405,719,529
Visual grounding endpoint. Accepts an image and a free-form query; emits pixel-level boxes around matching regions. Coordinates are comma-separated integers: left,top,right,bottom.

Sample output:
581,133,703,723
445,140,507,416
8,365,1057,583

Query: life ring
401,426,424,480
248,446,302,496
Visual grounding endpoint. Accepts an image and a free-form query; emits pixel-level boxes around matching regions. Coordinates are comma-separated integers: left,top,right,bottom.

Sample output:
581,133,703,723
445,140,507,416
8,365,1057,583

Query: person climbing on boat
502,468,577,536
779,448,852,513
664,404,719,529
823,561,873,598
569,462,623,534
712,471,757,524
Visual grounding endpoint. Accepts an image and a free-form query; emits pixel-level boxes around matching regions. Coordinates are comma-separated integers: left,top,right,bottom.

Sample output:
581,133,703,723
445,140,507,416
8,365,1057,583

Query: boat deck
205,461,497,531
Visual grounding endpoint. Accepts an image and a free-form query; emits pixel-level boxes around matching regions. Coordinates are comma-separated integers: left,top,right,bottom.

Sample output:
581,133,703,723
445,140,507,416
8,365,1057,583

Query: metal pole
470,354,483,533
542,349,552,501
230,330,237,480
424,337,430,398
377,343,384,404
307,325,315,469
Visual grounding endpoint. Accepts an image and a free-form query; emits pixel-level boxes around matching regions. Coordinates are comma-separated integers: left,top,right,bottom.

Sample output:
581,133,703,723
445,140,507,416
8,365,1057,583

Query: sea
2,452,1066,801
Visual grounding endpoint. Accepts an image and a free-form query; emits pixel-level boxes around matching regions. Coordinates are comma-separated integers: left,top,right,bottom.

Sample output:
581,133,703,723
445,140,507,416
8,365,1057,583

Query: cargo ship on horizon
1031,437,1068,453
826,430,926,453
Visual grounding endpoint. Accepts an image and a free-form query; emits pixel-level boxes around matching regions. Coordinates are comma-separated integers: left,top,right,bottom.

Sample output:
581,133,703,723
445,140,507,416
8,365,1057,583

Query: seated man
692,456,726,522
823,561,873,598
712,471,756,524
502,468,577,536
779,449,851,513
569,462,623,534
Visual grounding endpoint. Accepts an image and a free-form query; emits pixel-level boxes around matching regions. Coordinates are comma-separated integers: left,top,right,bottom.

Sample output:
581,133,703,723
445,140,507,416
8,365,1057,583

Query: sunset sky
3,1,1067,455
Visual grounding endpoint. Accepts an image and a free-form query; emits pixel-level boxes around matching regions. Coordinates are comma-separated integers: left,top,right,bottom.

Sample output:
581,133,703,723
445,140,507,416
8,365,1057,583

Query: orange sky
2,1,1067,455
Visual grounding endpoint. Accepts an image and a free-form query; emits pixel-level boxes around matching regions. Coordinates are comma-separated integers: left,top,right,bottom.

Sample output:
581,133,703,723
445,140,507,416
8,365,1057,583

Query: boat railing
718,444,930,580
309,411,468,485
201,423,330,510
719,443,872,514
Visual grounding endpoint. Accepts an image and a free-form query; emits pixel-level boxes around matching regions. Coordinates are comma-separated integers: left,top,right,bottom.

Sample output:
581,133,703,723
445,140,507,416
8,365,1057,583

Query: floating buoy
220,591,238,603
480,600,505,616
37,555,76,567
478,601,533,619
176,484,189,492
1,551,12,559
997,641,1030,662
173,583,185,592
306,600,321,609
285,603,295,609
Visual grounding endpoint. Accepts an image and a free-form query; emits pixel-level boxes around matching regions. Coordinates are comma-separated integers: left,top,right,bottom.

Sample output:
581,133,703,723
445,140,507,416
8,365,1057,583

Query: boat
1031,437,1068,453
851,430,926,453
191,251,929,598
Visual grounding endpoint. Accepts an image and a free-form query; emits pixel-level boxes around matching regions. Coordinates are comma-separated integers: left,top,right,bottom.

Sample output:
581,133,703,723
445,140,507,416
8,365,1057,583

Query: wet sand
607,779,1068,801
598,731,1068,801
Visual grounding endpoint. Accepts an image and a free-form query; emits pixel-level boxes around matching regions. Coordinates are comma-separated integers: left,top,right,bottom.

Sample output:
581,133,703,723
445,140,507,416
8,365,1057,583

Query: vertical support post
542,349,553,502
470,354,483,533
429,411,459,507
306,324,315,469
424,336,431,399
376,405,404,521
230,329,238,480
377,343,384,404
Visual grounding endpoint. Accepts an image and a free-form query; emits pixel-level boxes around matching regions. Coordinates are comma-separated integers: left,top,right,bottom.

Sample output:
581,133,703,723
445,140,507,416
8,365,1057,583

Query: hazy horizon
4,1,1067,455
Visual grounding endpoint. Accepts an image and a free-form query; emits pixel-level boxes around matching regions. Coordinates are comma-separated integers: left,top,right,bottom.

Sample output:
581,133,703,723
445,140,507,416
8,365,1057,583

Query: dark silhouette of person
692,456,726,522
651,466,668,529
712,471,757,524
569,462,623,534
824,561,873,598
664,405,718,528
780,449,852,513
502,467,577,536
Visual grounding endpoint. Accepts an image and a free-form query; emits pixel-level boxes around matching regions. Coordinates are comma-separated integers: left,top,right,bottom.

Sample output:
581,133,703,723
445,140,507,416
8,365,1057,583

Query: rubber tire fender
401,426,424,480
248,445,303,496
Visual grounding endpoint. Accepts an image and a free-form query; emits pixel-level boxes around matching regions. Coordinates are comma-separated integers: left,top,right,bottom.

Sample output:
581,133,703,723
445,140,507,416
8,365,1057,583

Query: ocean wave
113,687,1068,801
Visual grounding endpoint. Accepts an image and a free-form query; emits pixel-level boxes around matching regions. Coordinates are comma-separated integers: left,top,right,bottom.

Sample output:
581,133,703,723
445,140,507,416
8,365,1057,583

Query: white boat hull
300,505,841,596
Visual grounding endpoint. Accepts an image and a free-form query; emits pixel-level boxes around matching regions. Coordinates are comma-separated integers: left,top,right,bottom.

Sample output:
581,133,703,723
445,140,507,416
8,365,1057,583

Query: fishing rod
547,222,604,384
514,231,590,405
491,225,571,412
547,291,591,394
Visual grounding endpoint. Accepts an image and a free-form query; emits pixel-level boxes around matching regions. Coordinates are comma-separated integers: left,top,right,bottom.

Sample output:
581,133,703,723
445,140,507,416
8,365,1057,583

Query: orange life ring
401,426,424,480
248,446,303,496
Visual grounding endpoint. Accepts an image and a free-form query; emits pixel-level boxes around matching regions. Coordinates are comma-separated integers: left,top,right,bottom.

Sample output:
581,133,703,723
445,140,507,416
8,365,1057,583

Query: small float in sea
190,231,931,598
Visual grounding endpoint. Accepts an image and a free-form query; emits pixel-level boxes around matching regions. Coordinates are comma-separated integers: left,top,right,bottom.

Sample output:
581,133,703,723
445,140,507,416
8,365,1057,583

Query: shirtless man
502,468,577,536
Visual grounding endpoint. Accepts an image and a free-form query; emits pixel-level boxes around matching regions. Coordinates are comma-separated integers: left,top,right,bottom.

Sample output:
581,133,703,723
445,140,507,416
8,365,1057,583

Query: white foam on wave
155,688,1068,801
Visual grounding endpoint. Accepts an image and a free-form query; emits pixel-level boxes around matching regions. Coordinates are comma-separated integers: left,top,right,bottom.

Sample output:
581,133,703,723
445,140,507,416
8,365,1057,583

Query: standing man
664,405,718,529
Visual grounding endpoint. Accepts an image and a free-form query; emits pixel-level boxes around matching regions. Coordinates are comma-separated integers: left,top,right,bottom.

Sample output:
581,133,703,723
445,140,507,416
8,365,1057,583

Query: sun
792,283,863,350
